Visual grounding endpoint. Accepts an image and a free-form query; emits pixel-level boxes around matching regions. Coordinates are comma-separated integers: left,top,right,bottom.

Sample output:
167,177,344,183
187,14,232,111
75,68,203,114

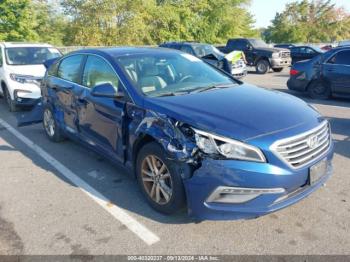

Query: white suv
0,42,61,111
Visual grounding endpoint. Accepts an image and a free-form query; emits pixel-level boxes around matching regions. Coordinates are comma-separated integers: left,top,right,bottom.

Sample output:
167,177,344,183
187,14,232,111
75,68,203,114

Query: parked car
274,44,295,49
159,42,247,78
339,40,350,47
287,46,350,99
290,45,324,65
0,42,62,111
19,47,333,220
218,38,291,74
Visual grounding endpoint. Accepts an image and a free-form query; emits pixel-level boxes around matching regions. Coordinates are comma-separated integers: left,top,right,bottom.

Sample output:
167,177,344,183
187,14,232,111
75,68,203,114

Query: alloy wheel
141,155,173,205
43,109,55,137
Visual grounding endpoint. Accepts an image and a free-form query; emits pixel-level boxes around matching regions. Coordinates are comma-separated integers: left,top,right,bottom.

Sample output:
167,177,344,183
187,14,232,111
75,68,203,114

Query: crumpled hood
145,84,320,141
6,64,46,78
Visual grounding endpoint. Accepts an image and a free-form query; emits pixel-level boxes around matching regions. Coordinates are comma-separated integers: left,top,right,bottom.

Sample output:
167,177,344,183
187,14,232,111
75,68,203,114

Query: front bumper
184,143,333,221
270,58,291,68
13,89,41,106
232,67,247,78
287,77,310,92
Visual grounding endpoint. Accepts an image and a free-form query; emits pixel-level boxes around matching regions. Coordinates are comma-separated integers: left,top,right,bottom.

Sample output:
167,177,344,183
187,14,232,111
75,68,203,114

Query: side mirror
247,45,253,51
91,83,124,99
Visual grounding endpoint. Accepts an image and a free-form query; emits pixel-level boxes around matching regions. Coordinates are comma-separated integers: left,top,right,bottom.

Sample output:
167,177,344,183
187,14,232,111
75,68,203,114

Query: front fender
131,110,197,163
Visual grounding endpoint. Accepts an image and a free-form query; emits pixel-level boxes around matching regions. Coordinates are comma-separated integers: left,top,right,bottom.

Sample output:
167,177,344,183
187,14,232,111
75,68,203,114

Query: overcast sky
249,0,350,28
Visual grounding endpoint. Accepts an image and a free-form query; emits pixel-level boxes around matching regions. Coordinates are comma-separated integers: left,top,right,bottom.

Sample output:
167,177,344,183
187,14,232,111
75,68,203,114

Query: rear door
53,54,85,133
77,55,127,162
323,50,350,95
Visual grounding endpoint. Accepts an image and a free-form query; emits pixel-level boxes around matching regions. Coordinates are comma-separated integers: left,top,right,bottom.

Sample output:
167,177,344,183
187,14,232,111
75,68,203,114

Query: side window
294,47,301,54
180,45,195,55
47,61,59,76
82,55,120,91
57,55,84,83
305,48,315,54
328,50,350,65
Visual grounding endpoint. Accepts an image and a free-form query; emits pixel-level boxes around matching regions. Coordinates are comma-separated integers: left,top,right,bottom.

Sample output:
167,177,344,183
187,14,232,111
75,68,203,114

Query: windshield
115,52,236,97
192,44,222,58
249,39,269,48
5,47,62,65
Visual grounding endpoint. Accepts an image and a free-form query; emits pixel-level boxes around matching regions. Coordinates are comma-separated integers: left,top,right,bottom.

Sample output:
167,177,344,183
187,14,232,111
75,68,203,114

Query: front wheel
136,142,186,214
273,68,284,73
256,60,270,74
43,107,65,142
4,87,18,112
307,81,331,100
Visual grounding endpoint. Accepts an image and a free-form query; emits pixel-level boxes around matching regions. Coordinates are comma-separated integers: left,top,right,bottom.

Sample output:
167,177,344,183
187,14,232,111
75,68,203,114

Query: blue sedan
20,47,334,220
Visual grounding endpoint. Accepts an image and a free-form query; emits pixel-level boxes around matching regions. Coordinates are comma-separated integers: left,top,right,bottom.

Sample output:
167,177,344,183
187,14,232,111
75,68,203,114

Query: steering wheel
179,75,194,83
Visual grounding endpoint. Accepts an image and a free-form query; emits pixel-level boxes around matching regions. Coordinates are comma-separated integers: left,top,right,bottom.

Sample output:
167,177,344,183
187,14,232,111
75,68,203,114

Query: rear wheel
4,87,18,112
273,68,284,73
307,81,331,99
256,60,270,74
136,142,186,214
43,107,65,142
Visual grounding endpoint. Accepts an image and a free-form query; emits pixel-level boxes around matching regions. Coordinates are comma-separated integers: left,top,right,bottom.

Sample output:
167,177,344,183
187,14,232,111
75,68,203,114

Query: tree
32,0,68,45
0,0,38,41
264,0,350,43
60,0,258,46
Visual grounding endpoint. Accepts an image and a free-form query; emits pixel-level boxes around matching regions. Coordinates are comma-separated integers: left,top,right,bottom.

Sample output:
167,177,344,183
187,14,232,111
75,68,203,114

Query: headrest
142,65,159,77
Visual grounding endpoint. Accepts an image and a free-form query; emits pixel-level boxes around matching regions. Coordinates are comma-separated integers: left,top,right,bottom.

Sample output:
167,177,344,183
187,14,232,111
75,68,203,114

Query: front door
77,55,127,161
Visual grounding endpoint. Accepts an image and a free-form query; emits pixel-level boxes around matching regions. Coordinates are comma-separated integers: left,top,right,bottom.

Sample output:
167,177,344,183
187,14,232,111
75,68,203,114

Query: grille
271,121,331,169
281,52,290,58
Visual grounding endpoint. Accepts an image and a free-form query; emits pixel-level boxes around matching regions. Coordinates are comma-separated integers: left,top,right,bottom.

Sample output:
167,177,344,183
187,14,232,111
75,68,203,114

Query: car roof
0,42,54,48
70,46,181,58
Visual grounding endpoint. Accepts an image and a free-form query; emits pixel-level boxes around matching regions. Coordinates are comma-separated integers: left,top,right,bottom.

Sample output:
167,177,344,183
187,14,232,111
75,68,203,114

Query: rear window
5,47,61,65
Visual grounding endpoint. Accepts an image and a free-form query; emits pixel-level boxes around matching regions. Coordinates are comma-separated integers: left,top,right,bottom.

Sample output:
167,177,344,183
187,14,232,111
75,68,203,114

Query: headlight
193,129,266,162
272,52,280,59
10,73,41,86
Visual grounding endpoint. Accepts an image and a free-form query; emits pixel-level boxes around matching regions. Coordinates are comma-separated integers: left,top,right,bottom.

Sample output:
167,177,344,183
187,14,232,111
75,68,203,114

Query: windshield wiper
154,91,189,97
190,83,236,94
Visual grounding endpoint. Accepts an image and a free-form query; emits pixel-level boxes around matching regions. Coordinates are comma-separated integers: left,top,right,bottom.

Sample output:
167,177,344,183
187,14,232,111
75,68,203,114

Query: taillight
290,69,300,76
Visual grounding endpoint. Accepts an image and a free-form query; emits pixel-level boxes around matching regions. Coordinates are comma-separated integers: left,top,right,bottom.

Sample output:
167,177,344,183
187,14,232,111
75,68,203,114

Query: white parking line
0,118,160,246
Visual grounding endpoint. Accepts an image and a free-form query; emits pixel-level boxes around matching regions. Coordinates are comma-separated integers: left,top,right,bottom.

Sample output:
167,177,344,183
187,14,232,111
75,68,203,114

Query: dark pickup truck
218,38,291,74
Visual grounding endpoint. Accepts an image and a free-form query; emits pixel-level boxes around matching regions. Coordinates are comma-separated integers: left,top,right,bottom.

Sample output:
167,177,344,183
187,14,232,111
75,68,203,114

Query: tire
256,60,270,74
43,107,65,142
136,142,186,214
307,80,331,100
273,68,284,73
3,87,18,112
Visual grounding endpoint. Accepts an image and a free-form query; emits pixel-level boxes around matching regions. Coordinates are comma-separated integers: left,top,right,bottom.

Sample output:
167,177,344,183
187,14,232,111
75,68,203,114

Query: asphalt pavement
0,68,349,255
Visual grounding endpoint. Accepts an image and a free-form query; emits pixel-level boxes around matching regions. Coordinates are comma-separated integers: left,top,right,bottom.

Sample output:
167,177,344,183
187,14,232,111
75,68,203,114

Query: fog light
206,186,285,204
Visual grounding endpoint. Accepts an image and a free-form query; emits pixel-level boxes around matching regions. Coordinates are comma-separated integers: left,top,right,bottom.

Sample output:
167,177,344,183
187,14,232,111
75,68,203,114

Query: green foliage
0,0,38,41
264,0,350,43
60,0,259,46
0,0,258,46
